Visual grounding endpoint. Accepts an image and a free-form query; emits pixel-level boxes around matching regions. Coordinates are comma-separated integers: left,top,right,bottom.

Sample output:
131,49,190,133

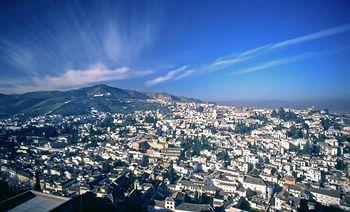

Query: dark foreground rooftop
52,192,117,212
0,190,69,212
0,191,118,212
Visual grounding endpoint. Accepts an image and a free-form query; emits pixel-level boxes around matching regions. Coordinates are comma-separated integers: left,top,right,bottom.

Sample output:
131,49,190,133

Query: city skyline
0,0,350,102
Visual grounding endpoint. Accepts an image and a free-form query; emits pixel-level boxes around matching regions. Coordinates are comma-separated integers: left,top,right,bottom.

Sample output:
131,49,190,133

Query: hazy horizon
1,83,349,113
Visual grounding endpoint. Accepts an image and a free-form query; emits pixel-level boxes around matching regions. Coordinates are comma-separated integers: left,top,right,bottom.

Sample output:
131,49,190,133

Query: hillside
145,92,202,103
0,84,201,117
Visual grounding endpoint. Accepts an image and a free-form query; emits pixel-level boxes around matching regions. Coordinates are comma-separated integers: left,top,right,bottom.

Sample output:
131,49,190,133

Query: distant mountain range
218,100,350,114
0,84,201,117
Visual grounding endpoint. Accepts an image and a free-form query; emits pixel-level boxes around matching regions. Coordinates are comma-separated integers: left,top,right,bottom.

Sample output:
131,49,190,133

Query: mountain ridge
0,84,202,117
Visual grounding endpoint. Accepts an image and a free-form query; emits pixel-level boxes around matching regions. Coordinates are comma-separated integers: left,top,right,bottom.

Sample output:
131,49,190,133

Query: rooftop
0,191,69,212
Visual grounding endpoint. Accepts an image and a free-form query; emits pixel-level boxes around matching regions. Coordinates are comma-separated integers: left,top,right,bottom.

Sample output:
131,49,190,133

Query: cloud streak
230,47,350,76
0,2,162,93
271,24,350,49
230,53,311,76
0,0,163,88
212,23,350,69
146,23,350,86
0,63,153,93
146,66,187,86
40,63,153,89
0,37,37,73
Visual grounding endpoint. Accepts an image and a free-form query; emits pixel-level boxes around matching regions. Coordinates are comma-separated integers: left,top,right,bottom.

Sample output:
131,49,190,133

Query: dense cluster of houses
0,100,349,211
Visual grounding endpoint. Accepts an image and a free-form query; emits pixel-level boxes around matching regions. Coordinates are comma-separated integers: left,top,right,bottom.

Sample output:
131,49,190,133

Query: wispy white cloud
271,24,350,49
174,69,195,80
146,65,187,86
103,18,159,63
40,63,152,89
0,63,153,93
214,24,350,67
145,56,252,87
230,53,311,75
0,37,37,72
0,1,164,90
148,23,350,85
230,48,348,75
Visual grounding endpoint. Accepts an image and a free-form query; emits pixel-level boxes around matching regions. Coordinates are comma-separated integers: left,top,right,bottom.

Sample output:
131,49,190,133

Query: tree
274,123,283,130
196,106,204,113
335,159,346,171
180,138,213,157
234,123,252,134
302,122,309,130
321,118,331,130
125,116,136,125
217,151,229,161
271,109,278,118
278,108,286,118
0,172,24,201
193,190,199,203
100,116,115,128
276,108,303,122
34,171,41,191
167,162,175,183
301,140,310,154
144,115,157,124
287,126,303,139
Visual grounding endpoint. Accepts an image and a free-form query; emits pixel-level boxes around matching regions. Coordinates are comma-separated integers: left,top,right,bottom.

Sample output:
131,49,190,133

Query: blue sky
0,0,350,101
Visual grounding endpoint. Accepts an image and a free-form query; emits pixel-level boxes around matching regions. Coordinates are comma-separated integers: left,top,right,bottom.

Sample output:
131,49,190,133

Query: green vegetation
234,123,256,134
250,113,269,124
0,172,25,201
321,117,342,130
216,150,229,161
144,115,157,124
286,126,304,139
271,108,303,122
180,138,214,157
